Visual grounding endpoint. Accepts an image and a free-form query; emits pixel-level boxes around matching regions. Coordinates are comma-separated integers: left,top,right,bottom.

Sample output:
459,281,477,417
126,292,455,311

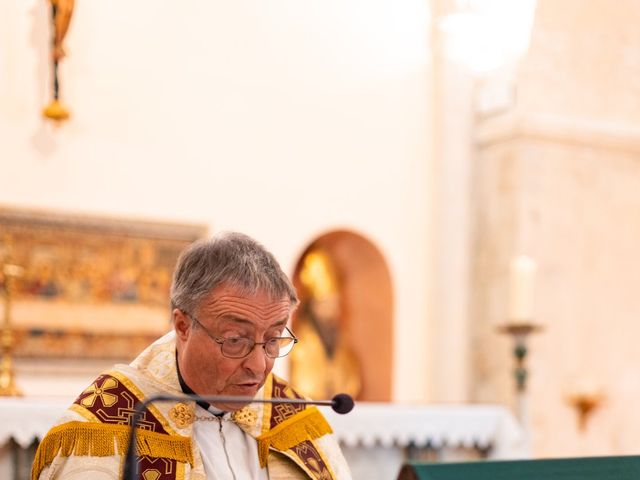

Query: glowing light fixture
438,0,538,74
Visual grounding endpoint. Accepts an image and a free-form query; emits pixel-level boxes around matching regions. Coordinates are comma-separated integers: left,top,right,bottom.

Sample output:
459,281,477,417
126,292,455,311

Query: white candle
508,255,537,321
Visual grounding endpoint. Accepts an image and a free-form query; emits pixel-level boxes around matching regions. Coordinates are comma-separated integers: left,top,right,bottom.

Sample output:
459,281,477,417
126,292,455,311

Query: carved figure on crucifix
43,0,75,121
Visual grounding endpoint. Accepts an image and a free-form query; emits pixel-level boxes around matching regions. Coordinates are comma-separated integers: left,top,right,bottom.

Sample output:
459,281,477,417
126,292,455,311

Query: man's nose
243,343,268,372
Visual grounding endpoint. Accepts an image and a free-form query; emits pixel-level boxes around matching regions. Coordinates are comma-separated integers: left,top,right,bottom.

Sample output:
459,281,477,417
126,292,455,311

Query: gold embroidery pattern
80,377,119,408
113,370,179,435
232,406,257,427
272,403,304,424
169,403,195,428
260,375,336,480
143,470,161,480
138,456,178,480
270,377,305,428
293,440,333,480
73,373,167,433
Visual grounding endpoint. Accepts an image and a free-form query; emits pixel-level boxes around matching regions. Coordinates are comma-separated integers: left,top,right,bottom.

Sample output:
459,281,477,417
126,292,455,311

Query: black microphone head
331,393,354,414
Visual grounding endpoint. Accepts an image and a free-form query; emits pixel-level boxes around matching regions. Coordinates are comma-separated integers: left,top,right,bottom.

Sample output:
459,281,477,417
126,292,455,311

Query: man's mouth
236,379,262,389
238,382,259,388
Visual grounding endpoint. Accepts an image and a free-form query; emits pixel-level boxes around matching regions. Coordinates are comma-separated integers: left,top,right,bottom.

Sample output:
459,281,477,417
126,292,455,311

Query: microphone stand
123,393,354,479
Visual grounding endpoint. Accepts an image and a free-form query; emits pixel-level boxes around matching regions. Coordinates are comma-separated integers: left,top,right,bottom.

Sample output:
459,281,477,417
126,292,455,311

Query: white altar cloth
0,397,528,480
0,397,68,448
1,397,526,454
324,402,528,458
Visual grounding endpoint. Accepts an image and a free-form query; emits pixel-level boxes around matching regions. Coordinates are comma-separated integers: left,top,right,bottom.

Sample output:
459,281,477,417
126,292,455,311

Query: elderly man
33,232,352,480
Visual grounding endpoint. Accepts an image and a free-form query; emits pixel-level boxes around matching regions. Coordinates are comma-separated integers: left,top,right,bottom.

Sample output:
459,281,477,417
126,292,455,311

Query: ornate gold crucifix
43,0,75,122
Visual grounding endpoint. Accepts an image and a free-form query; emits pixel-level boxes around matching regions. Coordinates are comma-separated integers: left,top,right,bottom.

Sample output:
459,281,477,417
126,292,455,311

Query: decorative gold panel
0,206,207,359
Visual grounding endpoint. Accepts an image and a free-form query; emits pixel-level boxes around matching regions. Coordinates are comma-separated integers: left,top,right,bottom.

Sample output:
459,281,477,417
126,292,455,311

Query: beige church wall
427,23,475,404
0,1,433,402
471,0,640,457
516,0,640,126
472,132,640,457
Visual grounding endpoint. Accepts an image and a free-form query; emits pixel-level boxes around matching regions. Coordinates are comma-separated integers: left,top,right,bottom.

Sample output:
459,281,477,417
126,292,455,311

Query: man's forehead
217,314,289,329
199,285,292,312
200,292,292,330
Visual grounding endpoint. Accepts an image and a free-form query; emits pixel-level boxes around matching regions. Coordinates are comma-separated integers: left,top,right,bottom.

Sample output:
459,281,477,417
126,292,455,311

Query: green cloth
398,456,640,480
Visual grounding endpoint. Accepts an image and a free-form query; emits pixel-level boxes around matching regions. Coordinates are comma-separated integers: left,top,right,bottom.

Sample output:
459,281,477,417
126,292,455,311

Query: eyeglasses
186,313,298,359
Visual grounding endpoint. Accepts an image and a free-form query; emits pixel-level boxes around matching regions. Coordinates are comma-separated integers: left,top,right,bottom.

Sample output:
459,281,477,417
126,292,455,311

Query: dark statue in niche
290,248,361,400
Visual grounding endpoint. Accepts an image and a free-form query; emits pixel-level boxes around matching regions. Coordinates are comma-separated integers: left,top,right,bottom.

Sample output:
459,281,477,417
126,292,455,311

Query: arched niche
291,230,393,401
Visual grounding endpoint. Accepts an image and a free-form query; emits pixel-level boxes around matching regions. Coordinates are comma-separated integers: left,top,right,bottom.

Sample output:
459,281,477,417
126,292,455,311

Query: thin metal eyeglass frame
186,313,298,359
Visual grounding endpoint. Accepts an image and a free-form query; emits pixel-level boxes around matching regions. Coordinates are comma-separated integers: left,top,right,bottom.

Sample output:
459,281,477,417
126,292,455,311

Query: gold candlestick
497,320,542,435
0,260,24,397
497,322,542,393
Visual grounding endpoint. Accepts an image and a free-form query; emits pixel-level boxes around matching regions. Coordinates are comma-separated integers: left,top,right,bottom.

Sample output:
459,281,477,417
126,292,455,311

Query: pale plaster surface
472,0,640,458
0,0,433,403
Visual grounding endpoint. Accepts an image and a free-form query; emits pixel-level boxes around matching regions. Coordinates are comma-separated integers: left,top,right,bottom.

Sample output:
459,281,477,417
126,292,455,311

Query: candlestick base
496,320,542,430
1,255,24,397
496,323,542,337
497,322,542,393
0,366,22,396
0,330,22,396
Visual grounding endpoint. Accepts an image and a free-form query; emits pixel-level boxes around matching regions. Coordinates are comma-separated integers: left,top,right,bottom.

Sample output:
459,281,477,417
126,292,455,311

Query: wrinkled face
174,284,292,411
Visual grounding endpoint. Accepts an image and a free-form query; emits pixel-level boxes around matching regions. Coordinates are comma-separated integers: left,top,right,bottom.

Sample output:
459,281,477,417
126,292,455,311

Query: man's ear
173,308,191,341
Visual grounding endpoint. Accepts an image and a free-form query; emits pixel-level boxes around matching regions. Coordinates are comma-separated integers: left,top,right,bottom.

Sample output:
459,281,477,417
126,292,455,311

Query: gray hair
170,232,298,315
